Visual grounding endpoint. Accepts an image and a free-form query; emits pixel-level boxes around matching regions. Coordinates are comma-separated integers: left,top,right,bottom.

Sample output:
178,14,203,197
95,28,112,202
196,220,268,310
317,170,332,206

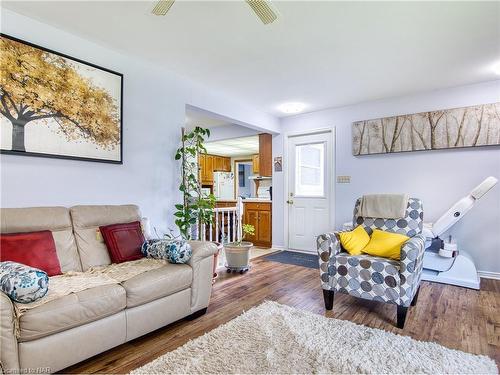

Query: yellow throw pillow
338,225,370,255
362,229,409,260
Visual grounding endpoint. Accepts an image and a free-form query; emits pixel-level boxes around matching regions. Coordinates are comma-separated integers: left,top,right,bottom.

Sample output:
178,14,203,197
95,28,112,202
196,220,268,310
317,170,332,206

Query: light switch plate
337,175,351,183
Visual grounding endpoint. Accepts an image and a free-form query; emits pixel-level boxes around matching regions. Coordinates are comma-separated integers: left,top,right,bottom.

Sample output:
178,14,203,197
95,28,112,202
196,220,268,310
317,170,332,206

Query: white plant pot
224,242,253,273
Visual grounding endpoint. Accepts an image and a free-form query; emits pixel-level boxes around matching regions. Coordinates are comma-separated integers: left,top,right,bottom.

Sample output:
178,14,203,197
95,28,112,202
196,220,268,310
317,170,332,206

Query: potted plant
174,126,216,240
174,127,221,282
224,223,255,274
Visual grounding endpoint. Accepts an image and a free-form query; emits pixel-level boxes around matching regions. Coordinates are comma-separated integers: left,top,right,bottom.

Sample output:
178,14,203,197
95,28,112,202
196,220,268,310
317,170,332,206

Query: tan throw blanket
359,194,409,219
13,258,167,337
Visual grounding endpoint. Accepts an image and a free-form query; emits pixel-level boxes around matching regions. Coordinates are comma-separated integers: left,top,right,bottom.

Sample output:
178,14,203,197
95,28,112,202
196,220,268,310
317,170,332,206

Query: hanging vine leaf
173,126,215,239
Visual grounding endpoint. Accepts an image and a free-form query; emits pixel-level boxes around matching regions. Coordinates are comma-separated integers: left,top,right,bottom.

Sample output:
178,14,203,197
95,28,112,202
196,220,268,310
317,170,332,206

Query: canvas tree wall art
352,102,500,156
0,34,122,163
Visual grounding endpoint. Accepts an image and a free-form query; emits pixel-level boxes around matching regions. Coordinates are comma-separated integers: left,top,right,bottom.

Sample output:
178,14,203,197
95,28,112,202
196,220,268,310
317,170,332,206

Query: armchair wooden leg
411,287,420,307
323,289,334,310
397,305,408,329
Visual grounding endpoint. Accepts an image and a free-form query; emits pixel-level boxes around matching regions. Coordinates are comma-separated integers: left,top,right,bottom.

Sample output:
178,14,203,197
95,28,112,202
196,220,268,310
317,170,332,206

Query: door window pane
295,143,325,197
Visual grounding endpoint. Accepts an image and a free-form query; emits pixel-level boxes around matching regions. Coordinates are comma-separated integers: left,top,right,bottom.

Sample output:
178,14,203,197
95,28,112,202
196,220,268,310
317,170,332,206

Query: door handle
286,200,294,205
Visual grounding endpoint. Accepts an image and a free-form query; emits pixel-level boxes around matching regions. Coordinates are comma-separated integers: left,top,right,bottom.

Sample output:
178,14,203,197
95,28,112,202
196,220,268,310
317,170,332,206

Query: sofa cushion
338,225,370,256
141,239,192,264
70,205,141,271
100,221,145,263
19,284,126,342
121,263,192,308
1,207,82,272
362,229,409,260
1,231,62,276
0,261,48,303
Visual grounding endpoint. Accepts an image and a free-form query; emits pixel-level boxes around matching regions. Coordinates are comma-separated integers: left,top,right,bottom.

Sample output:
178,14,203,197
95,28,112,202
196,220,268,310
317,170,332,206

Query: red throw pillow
99,221,145,263
0,230,62,276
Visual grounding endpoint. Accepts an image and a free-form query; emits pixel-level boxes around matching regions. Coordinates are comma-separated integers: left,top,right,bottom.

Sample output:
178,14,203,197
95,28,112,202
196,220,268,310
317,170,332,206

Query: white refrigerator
213,172,234,200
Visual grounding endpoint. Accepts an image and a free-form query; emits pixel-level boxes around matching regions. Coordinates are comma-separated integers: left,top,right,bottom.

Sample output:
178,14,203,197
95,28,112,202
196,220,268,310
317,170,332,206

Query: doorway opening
185,105,277,270
234,159,255,199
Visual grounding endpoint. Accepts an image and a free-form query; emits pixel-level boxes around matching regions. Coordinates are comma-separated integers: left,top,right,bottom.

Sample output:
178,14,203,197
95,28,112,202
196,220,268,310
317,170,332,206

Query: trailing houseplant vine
174,126,216,240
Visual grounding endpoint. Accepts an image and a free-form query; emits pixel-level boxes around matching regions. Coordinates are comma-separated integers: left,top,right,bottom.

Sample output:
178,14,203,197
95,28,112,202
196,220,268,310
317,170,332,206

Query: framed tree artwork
352,102,500,156
0,34,123,163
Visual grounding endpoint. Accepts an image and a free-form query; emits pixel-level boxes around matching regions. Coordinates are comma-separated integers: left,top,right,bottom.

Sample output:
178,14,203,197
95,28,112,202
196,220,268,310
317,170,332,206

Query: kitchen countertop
243,198,272,203
217,198,272,203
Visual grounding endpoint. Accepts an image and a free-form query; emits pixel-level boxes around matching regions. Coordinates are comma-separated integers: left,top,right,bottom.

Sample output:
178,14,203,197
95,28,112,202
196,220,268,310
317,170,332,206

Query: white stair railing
196,197,244,244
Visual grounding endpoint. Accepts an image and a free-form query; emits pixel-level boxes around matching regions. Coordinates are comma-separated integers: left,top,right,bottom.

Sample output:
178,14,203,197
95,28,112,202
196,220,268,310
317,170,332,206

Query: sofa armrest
0,292,20,372
317,232,341,289
317,232,342,260
187,241,218,267
399,234,426,306
187,241,218,313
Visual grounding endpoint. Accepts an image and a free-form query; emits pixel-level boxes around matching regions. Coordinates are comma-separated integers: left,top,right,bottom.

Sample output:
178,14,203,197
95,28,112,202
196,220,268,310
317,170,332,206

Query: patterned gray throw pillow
141,239,192,264
0,261,49,303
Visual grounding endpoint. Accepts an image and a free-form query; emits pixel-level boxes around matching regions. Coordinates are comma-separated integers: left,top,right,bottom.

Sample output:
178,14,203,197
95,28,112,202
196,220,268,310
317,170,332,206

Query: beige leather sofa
0,205,217,374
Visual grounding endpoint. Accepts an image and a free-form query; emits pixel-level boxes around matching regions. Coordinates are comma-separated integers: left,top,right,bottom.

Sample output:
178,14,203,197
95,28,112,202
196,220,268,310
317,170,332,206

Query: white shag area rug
132,301,498,374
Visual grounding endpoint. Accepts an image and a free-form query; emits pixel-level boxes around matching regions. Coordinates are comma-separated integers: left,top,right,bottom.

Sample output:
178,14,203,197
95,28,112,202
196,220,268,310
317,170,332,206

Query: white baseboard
271,245,284,251
477,271,500,280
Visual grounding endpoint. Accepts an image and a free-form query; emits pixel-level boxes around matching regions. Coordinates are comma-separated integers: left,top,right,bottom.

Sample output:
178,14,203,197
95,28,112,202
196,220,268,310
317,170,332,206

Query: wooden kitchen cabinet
258,133,272,177
199,154,214,185
243,201,272,248
257,210,272,244
209,155,231,172
243,208,259,244
199,154,206,183
252,154,260,174
199,154,206,176
223,157,231,172
251,134,272,177
206,155,214,183
215,156,231,172
199,154,231,185
214,156,224,172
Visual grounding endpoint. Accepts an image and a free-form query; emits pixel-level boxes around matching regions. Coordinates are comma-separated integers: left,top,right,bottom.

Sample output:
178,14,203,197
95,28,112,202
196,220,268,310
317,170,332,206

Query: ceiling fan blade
245,0,278,25
152,0,175,16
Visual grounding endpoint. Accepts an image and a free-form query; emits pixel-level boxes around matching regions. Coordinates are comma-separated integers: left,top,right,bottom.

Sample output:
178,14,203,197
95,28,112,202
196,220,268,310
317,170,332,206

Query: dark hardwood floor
63,256,500,373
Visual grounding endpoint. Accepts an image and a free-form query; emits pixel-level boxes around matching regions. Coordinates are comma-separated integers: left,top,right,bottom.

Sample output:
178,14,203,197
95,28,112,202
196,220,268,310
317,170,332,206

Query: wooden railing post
215,210,219,243
236,197,243,243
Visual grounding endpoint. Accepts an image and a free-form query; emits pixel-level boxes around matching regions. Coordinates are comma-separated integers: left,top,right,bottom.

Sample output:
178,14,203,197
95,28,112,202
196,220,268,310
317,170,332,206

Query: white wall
0,10,278,235
274,80,500,274
3,10,499,274
208,124,260,142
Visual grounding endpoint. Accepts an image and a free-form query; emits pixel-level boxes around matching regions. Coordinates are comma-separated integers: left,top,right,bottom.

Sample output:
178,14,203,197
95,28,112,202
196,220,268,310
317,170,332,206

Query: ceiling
3,1,499,117
205,135,259,157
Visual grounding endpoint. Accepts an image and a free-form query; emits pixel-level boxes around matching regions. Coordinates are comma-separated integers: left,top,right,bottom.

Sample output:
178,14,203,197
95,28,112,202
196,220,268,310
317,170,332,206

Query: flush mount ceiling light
152,0,279,25
278,102,306,114
493,62,500,76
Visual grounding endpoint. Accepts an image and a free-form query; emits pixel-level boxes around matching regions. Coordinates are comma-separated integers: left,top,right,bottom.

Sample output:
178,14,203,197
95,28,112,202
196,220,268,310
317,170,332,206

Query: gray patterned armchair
317,197,425,328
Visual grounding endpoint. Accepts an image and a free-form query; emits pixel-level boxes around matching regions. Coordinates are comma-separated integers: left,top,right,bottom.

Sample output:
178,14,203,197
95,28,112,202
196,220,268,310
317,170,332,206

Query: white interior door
287,131,333,252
